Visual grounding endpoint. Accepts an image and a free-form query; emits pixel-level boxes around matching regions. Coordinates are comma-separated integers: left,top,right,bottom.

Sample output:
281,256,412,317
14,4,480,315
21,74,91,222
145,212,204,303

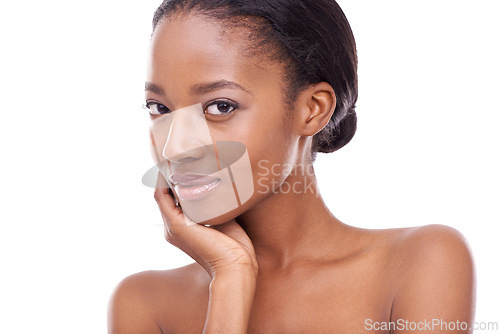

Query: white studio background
0,0,498,333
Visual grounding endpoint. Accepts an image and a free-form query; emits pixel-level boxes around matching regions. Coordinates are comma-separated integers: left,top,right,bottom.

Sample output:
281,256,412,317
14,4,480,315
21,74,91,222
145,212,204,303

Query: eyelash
143,101,171,116
143,99,239,118
204,99,239,117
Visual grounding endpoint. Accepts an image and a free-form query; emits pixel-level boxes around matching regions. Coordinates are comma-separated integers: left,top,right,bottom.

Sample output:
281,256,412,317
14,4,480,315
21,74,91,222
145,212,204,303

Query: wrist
203,267,257,334
212,265,258,283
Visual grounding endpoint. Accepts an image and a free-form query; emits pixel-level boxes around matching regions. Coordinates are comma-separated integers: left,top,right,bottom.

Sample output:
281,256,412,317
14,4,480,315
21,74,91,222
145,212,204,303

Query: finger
155,169,169,191
154,172,183,222
168,188,181,208
154,172,199,230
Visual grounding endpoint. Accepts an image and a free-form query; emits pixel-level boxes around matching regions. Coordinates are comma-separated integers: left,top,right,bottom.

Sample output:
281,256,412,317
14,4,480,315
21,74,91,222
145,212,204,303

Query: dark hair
152,0,358,160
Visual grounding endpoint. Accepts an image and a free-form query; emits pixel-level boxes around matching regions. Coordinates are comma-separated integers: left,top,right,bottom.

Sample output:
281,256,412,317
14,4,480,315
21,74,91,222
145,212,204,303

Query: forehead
151,16,228,76
147,14,283,101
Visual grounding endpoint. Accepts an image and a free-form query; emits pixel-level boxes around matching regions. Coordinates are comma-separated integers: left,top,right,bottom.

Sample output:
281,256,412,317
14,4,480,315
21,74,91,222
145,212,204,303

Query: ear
294,82,336,137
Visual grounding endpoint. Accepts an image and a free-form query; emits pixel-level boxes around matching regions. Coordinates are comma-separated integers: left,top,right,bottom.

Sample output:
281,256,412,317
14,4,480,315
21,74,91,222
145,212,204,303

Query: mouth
169,173,222,201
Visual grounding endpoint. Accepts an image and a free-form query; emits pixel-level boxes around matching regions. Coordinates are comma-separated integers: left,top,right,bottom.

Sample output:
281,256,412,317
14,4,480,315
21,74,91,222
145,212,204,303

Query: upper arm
107,271,163,334
391,224,476,334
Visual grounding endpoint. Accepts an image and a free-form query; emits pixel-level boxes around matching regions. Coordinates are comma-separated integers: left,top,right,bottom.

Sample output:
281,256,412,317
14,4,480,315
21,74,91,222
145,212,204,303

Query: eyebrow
145,82,165,95
190,80,253,96
145,80,252,96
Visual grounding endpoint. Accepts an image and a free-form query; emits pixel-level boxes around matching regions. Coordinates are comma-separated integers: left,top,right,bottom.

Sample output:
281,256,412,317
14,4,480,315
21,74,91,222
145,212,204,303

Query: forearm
202,270,257,334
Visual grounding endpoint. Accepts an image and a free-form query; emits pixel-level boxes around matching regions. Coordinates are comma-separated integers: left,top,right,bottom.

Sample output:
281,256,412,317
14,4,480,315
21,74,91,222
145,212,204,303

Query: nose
162,104,213,164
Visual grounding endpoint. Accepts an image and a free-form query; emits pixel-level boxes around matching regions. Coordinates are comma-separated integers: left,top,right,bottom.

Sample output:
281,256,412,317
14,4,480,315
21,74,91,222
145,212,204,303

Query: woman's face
146,13,301,225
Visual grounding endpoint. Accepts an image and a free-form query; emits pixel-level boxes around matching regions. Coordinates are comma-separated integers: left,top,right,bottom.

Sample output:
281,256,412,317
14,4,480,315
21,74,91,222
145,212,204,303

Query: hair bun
312,108,357,154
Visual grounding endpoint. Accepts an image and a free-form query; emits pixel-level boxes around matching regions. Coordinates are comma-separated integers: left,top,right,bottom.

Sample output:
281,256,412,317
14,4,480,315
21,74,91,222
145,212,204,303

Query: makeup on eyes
144,98,240,118
203,99,239,117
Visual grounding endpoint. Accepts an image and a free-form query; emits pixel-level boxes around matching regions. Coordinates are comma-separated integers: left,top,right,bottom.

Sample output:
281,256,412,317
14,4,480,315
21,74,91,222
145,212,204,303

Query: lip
169,173,222,201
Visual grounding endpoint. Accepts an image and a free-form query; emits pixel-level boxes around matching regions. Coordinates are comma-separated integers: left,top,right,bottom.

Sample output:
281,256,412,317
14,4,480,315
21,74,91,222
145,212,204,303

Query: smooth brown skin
108,13,476,334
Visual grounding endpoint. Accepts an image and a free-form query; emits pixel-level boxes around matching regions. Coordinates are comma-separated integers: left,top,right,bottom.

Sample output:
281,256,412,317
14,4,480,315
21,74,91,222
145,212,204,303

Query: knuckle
164,228,176,245
163,223,176,240
153,189,161,203
166,225,179,239
164,233,173,244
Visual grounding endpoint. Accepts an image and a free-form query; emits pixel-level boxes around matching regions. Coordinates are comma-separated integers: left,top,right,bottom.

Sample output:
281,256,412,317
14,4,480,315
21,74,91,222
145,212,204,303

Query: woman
108,0,475,333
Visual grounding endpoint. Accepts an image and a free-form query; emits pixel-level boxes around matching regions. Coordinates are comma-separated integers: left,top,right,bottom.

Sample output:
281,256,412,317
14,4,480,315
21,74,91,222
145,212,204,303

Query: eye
143,101,171,116
204,100,238,117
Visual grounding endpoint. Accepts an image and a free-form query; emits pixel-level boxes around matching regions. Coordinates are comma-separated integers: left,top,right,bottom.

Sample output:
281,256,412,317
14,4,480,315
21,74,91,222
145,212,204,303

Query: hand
154,174,258,279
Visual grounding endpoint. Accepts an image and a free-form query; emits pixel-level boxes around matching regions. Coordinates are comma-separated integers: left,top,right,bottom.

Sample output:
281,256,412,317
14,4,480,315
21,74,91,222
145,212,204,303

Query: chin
186,205,245,226
182,190,264,226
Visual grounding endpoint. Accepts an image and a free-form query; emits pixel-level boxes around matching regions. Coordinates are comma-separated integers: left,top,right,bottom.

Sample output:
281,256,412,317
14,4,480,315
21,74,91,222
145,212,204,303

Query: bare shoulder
355,223,474,265
108,263,210,334
386,224,476,326
369,223,475,286
392,224,474,270
350,224,475,328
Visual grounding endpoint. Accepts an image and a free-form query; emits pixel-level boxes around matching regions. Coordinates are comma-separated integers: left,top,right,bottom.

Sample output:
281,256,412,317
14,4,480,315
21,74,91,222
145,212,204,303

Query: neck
236,164,346,275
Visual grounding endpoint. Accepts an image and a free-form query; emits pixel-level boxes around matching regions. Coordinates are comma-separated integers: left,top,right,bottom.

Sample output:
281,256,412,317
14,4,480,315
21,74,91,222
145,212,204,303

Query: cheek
249,148,292,198
209,92,297,202
246,123,296,197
